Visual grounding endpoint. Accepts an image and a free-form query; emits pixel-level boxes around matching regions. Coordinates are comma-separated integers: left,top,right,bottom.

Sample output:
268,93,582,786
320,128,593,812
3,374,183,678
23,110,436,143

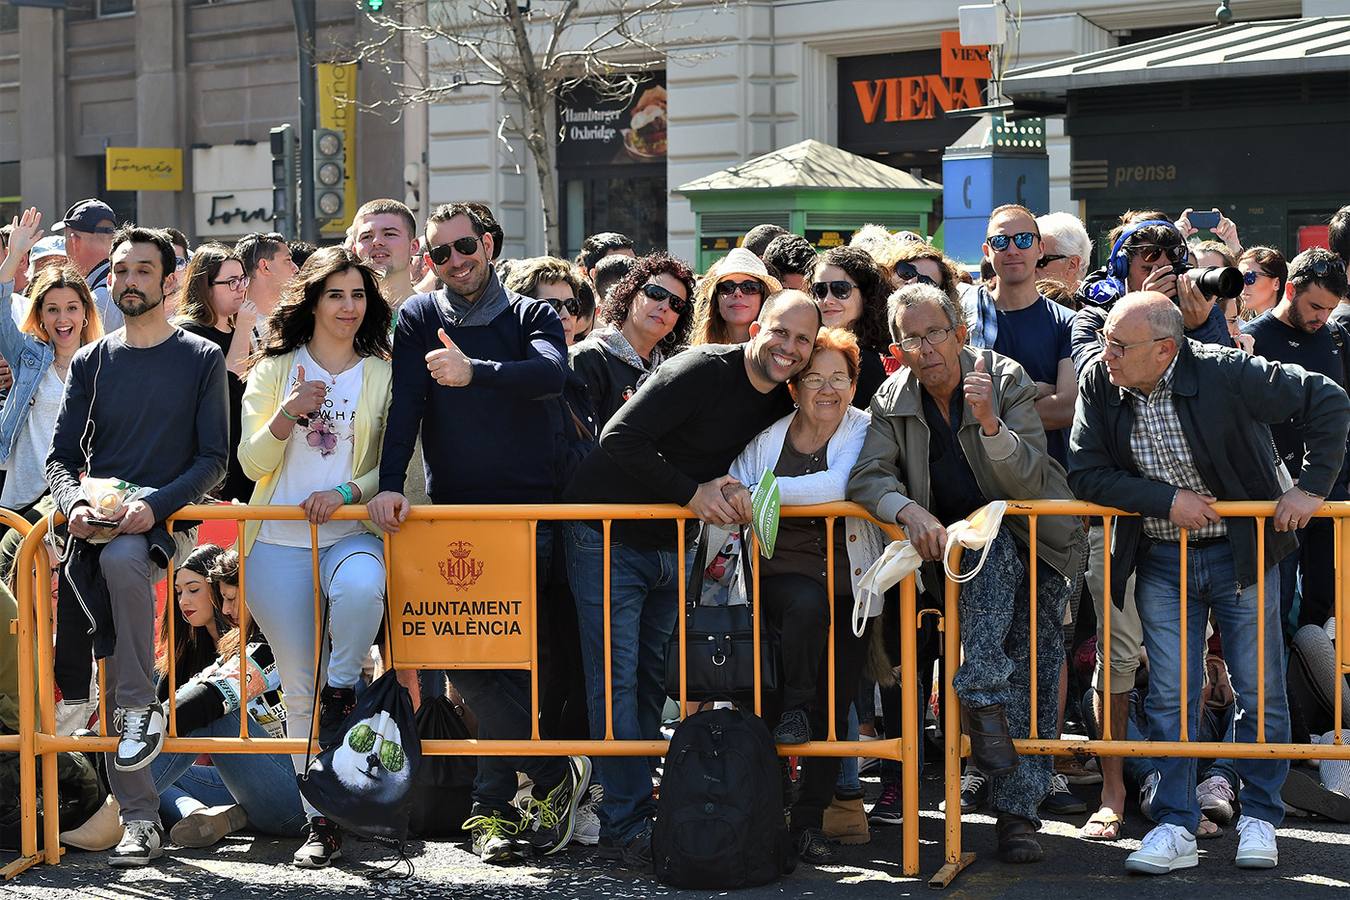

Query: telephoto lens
1183,265,1244,299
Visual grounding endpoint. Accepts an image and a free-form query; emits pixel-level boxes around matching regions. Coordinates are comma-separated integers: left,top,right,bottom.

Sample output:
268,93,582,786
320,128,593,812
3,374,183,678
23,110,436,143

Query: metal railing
5,502,922,880
931,500,1350,888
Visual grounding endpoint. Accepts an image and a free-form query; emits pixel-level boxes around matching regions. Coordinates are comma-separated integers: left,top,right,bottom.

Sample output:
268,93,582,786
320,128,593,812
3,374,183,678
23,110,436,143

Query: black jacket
1068,338,1350,605
569,339,646,434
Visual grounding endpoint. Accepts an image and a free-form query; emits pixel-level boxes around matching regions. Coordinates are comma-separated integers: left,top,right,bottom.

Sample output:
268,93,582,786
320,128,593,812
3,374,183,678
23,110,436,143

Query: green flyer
752,469,781,559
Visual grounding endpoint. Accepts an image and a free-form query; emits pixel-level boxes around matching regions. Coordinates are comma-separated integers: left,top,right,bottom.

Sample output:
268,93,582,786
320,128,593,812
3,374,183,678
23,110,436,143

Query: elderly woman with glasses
848,283,1083,866
691,247,782,345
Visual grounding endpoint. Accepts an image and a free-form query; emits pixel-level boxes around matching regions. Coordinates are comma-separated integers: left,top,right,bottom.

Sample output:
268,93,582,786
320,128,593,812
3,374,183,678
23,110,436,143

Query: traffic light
312,128,345,223
269,124,298,239
364,0,384,9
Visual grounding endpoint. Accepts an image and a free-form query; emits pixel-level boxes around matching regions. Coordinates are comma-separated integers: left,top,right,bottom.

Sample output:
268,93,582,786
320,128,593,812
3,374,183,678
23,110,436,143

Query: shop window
560,172,667,262
0,161,18,226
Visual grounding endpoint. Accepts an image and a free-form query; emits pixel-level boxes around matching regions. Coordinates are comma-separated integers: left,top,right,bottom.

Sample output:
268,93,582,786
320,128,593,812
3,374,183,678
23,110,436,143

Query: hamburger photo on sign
623,85,667,160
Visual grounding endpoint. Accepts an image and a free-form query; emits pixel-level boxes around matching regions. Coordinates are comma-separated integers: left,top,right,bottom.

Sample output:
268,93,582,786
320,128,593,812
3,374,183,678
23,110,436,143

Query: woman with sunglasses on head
0,209,105,580
1237,246,1288,321
173,243,256,502
808,246,893,409
148,546,303,850
569,252,696,433
691,247,782,346
238,246,392,869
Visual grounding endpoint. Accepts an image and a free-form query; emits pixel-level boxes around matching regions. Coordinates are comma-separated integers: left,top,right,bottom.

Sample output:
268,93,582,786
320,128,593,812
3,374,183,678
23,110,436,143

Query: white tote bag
943,500,1009,584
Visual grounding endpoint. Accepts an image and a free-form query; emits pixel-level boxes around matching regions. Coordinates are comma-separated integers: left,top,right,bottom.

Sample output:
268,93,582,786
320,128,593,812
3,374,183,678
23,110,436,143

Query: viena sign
837,34,990,158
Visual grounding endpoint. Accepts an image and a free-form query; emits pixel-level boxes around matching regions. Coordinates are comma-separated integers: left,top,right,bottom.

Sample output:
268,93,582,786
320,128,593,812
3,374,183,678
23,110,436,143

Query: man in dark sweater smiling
563,290,819,868
368,202,587,865
46,226,228,867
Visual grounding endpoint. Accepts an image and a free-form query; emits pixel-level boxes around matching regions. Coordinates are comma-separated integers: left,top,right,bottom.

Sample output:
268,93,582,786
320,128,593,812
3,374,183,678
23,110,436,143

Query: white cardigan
725,406,890,618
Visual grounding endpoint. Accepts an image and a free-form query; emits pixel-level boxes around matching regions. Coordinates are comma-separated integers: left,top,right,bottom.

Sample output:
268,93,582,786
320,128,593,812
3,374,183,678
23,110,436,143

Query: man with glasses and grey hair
849,282,1084,866
1035,212,1092,295
51,199,120,330
1069,291,1349,876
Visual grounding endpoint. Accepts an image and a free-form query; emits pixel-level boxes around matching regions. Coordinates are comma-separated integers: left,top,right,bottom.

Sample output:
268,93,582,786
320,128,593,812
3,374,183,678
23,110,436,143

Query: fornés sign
838,43,989,158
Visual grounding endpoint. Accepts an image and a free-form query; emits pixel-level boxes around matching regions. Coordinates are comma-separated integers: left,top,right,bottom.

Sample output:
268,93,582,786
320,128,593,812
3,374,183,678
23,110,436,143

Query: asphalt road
6,768,1349,899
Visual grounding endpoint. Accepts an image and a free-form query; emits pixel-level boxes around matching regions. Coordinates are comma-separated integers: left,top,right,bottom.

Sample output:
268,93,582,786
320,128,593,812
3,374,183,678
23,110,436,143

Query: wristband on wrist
334,483,354,504
1299,487,1324,501
279,406,300,422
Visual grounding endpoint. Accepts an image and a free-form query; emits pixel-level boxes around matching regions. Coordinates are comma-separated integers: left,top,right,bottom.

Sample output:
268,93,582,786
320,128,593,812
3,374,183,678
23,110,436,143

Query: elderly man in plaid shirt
1069,292,1349,877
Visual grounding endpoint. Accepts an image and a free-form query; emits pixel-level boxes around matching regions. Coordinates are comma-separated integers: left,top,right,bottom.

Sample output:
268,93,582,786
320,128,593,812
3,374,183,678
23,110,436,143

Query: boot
962,702,1019,776
60,794,123,851
822,792,871,845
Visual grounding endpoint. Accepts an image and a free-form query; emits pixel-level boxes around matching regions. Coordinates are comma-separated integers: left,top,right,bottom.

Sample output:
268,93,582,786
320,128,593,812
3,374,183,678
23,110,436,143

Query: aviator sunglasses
427,235,483,265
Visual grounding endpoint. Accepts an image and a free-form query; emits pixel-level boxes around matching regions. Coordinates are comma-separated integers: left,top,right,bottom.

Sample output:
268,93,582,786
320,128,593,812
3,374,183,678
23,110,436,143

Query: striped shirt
1123,358,1226,542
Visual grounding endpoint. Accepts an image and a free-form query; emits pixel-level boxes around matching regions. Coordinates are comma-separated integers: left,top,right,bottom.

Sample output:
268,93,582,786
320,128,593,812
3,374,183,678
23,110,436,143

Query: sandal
1196,817,1223,840
1080,806,1122,841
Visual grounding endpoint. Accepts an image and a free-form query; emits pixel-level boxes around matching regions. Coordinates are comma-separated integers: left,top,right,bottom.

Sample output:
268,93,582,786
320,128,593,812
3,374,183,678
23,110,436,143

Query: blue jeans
1124,690,1240,806
1133,540,1288,831
447,524,566,816
150,711,306,837
566,522,683,843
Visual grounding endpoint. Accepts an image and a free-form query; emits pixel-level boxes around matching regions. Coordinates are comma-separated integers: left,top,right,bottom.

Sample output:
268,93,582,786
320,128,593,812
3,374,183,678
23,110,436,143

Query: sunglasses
810,280,856,301
427,235,482,265
1036,254,1068,269
1129,242,1188,266
715,279,764,297
986,232,1036,252
1242,269,1276,286
640,282,690,315
547,295,580,317
211,274,249,291
893,262,937,286
1306,258,1348,277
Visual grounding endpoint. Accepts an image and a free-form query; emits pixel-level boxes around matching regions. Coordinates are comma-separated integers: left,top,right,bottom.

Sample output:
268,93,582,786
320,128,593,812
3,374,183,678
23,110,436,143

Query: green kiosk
676,139,941,273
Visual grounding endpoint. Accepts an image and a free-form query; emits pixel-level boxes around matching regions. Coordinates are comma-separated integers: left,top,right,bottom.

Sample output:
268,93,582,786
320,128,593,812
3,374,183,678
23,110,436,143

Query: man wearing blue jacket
368,202,588,865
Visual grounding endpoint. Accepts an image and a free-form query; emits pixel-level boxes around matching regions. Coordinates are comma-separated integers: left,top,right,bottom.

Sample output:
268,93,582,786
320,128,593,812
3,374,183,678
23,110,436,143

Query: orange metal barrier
931,500,1350,888
7,502,922,881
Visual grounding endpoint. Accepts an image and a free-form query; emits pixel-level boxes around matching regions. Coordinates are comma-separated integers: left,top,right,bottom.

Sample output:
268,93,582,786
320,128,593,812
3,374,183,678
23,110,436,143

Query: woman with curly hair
569,251,696,431
237,246,392,869
808,245,893,408
690,246,783,346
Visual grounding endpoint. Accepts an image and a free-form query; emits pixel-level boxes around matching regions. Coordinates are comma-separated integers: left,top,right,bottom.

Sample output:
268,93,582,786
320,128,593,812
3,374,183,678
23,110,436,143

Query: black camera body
1172,260,1243,300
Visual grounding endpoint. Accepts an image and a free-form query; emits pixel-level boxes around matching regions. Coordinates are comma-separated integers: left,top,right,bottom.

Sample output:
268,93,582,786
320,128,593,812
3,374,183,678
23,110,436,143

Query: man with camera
1070,291,1349,875
1242,248,1350,633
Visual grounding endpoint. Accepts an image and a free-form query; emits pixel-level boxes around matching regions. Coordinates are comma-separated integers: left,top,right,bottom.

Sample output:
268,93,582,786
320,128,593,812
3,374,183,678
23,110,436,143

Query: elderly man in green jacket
848,282,1084,865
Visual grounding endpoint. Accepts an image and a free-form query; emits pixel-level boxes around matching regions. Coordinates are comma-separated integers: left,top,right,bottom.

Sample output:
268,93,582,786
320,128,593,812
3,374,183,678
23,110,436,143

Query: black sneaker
1040,773,1088,815
616,823,653,871
795,827,840,865
773,709,811,745
108,820,164,868
960,766,989,813
463,808,528,864
292,816,342,868
113,703,166,772
868,780,904,825
520,756,592,855
317,685,357,751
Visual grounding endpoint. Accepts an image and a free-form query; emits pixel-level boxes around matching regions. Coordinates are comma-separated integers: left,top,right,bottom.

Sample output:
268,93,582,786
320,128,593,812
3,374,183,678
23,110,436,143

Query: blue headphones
1106,219,1183,282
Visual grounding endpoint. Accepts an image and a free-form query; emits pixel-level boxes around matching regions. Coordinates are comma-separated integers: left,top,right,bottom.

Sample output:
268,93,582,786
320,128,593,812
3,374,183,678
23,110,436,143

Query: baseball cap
51,199,117,234
27,236,68,281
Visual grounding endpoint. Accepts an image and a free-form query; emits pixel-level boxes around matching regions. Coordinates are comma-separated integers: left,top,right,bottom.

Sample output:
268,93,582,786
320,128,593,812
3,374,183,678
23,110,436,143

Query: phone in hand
86,517,120,528
1189,210,1221,230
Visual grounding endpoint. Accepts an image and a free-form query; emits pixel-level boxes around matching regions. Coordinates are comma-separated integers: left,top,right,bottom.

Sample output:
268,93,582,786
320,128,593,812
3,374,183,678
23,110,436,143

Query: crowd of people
0,191,1348,882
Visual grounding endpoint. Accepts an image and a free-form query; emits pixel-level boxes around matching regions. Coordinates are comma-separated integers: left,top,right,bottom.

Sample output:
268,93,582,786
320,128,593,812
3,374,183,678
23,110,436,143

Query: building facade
422,0,1310,263
0,0,408,243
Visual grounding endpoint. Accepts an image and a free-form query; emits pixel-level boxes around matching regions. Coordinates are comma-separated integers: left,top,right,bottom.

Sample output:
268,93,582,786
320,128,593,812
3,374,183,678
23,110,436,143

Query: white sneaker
1124,823,1197,875
1235,815,1278,869
108,820,164,868
573,784,603,846
1196,774,1237,826
114,703,166,772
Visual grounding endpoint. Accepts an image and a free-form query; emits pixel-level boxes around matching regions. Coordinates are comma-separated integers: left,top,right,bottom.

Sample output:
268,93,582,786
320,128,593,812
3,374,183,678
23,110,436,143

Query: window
69,0,135,20
0,162,19,229
0,5,17,33
99,0,135,16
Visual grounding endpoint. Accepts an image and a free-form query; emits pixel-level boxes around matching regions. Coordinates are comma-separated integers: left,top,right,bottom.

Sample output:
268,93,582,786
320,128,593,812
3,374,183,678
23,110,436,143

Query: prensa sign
387,520,535,669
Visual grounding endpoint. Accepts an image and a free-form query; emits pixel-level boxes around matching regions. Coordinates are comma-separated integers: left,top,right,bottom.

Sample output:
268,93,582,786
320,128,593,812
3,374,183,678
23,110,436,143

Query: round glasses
986,232,1036,252
211,274,250,292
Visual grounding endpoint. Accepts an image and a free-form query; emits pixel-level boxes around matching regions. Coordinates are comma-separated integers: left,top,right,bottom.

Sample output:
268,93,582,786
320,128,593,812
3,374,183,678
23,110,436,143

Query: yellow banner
387,520,536,669
317,62,358,235
105,147,183,192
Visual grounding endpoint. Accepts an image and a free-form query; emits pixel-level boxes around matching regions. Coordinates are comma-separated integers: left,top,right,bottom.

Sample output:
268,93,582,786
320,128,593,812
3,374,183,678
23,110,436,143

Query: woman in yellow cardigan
236,247,392,869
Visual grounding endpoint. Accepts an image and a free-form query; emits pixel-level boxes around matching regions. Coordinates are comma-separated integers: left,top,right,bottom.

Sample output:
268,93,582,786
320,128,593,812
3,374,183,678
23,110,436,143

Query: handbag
943,500,1009,583
663,526,779,702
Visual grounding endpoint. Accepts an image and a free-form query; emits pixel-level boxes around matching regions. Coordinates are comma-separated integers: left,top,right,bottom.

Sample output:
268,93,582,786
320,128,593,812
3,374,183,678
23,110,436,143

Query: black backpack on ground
408,696,477,838
652,707,795,888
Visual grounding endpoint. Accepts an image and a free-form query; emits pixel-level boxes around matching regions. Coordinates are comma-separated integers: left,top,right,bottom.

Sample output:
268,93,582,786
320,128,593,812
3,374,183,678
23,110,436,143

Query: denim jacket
0,280,55,465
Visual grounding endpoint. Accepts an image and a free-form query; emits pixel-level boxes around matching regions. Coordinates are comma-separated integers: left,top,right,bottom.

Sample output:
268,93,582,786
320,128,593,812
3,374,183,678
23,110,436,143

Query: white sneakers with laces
114,702,166,772
1124,823,1197,875
1234,815,1278,869
109,820,164,868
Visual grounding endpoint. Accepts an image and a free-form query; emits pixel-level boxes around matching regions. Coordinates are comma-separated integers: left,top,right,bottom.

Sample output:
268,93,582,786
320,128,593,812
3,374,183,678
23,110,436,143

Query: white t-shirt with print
257,345,366,549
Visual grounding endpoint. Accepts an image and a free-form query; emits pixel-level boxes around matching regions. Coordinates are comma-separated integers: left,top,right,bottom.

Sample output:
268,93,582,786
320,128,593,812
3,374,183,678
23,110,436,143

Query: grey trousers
952,531,1072,826
100,531,194,826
